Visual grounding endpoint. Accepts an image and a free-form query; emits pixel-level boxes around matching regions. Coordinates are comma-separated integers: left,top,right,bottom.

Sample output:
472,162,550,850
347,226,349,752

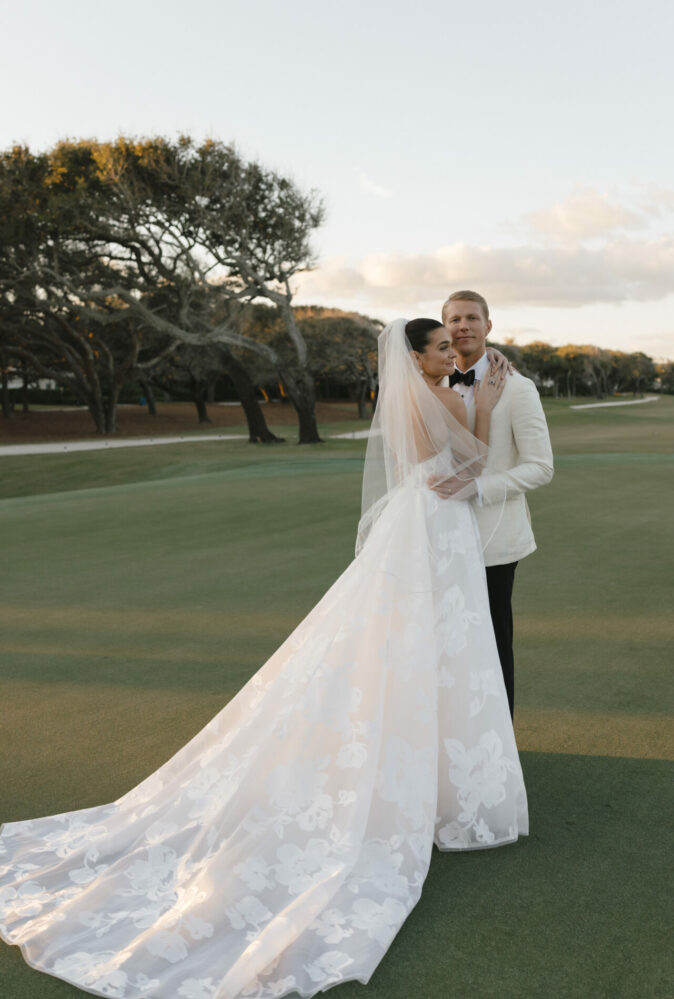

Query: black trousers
485,562,518,718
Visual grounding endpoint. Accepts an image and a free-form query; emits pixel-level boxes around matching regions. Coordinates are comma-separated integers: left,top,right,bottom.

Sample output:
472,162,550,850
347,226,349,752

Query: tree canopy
0,137,327,439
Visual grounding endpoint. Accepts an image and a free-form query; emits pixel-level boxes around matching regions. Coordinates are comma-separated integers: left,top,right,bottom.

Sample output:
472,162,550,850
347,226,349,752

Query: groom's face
443,300,492,366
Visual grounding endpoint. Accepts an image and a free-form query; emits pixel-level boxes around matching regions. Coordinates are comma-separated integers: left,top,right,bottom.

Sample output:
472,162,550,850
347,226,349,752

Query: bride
0,318,528,999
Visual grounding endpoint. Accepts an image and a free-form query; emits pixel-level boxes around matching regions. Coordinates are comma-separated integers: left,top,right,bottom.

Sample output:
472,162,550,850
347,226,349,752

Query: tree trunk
195,396,211,423
278,365,322,444
0,354,11,419
104,401,117,434
295,393,322,444
86,396,106,434
356,380,368,419
192,379,212,424
21,369,30,412
276,302,321,443
140,379,157,416
102,377,125,434
220,348,283,443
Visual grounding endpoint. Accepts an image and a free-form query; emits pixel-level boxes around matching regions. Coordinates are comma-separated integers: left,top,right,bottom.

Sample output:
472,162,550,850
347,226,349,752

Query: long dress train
0,454,528,999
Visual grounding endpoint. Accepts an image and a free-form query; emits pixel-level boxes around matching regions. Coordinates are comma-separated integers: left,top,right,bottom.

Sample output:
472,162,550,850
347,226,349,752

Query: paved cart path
0,397,662,455
570,395,659,410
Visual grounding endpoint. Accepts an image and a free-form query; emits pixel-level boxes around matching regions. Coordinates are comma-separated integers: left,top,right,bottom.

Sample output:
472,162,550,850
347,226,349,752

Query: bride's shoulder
430,385,465,415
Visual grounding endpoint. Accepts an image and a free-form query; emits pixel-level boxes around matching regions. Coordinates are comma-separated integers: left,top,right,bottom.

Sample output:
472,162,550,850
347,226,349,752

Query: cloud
525,186,646,240
295,237,674,311
634,182,674,220
359,172,392,199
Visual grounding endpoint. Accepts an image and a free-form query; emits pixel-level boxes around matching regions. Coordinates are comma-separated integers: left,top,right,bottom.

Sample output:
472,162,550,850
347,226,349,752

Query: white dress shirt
450,351,490,406
450,352,489,503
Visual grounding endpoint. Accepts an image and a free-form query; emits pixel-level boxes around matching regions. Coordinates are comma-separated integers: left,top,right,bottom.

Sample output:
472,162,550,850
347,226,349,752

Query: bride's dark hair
405,318,443,352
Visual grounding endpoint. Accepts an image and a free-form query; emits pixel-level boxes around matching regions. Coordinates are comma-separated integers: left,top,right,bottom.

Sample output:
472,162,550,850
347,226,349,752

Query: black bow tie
450,369,476,387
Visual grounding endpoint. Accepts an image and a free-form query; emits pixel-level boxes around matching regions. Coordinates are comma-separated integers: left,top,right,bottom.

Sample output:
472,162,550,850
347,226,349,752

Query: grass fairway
1,399,672,999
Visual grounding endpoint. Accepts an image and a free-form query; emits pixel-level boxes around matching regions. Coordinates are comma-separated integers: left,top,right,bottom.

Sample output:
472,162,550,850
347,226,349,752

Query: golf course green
1,396,672,999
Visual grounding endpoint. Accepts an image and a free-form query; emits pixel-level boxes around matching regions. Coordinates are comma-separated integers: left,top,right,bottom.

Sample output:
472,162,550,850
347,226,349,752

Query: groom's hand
427,474,478,500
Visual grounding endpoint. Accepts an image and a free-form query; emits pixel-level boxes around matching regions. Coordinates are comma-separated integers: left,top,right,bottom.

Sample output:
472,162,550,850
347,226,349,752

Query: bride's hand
474,367,507,412
486,347,514,377
475,347,513,412
428,473,478,500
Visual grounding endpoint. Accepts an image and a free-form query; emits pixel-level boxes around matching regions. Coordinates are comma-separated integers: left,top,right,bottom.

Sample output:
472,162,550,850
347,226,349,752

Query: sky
2,0,673,358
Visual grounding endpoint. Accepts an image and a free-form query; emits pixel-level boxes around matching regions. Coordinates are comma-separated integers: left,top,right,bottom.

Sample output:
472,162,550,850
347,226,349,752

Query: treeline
0,136,671,440
490,340,672,398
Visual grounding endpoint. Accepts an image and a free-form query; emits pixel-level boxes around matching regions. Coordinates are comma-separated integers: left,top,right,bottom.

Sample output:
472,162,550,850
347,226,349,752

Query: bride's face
416,327,457,382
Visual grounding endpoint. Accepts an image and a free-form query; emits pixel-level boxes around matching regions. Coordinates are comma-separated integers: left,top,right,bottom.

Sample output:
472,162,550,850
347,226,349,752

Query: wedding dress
0,320,527,999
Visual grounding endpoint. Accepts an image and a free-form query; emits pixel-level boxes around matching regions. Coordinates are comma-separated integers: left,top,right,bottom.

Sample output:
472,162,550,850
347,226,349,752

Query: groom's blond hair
442,290,490,322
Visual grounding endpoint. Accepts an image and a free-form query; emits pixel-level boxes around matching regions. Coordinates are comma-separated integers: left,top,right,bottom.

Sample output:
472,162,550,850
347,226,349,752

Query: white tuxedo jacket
466,372,553,567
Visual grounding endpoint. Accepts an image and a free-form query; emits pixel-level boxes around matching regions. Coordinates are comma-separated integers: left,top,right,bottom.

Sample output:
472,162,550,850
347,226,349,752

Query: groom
433,290,553,717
